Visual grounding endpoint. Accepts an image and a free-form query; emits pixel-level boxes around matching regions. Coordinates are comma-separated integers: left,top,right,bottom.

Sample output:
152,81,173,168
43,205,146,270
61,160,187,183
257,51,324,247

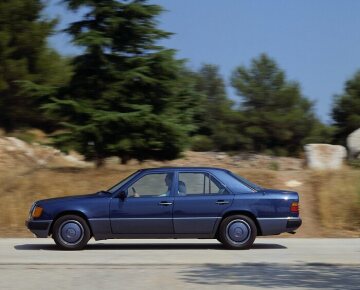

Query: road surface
0,238,359,290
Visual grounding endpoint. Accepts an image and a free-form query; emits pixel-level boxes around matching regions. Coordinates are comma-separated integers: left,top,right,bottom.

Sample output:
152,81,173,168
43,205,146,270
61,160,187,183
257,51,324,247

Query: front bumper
25,219,52,238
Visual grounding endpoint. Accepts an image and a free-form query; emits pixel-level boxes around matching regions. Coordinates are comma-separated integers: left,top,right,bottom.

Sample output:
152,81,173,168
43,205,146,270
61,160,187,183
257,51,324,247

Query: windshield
107,170,140,194
230,173,263,191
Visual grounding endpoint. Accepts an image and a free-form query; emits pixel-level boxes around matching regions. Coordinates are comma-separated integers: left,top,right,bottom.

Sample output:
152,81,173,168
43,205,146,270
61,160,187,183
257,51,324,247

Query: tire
218,215,257,250
52,215,91,250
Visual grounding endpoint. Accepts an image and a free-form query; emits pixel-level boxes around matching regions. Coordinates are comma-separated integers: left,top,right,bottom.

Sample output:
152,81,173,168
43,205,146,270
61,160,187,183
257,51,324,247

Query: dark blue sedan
26,167,301,250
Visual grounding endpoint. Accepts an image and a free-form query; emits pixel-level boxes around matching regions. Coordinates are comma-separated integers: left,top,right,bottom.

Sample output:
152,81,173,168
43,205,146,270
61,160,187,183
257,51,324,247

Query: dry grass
308,170,360,235
0,167,133,236
0,163,359,237
0,166,279,237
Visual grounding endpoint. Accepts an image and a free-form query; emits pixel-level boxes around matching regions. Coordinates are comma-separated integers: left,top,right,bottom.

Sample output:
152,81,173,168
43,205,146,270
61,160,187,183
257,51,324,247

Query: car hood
36,192,103,205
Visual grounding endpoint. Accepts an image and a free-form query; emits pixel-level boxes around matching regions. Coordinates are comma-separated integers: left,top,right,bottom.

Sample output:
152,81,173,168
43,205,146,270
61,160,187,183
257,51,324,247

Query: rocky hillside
0,137,90,173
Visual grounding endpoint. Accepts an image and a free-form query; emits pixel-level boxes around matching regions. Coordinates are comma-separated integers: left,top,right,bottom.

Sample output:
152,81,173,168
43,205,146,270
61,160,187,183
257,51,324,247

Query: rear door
173,171,234,234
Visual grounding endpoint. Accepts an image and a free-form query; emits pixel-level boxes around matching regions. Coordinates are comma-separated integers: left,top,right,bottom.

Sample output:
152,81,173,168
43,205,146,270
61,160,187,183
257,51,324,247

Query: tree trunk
120,154,130,165
95,157,104,168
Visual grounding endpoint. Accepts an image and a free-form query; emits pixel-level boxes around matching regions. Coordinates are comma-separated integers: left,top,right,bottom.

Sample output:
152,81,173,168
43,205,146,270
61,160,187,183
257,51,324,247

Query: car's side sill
93,233,214,241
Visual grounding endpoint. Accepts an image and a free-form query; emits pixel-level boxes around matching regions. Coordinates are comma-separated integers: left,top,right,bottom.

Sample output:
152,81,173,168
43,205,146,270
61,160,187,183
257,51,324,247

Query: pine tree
45,0,188,165
231,54,317,155
0,0,68,131
332,71,360,144
192,64,237,151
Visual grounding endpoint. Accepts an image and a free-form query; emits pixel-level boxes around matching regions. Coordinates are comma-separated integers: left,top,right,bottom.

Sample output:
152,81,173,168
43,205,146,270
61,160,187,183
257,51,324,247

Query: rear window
230,173,263,191
214,170,255,193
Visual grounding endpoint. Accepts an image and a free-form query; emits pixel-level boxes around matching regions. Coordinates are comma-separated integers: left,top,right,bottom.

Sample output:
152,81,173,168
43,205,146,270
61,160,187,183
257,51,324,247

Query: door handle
216,200,230,205
158,201,173,206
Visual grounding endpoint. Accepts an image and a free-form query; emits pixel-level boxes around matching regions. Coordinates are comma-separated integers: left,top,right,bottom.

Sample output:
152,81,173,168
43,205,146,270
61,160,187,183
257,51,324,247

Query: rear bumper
286,218,302,230
25,219,52,238
257,217,302,236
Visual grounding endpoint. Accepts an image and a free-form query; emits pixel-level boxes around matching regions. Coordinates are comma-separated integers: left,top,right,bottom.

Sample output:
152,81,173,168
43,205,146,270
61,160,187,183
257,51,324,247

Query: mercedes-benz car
26,167,301,250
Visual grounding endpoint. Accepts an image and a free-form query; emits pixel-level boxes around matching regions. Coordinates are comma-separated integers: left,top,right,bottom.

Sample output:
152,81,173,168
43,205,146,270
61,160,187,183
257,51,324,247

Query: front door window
128,173,174,197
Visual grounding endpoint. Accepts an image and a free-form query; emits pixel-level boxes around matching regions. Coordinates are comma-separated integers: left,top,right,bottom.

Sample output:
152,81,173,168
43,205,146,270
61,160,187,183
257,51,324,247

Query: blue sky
45,0,360,123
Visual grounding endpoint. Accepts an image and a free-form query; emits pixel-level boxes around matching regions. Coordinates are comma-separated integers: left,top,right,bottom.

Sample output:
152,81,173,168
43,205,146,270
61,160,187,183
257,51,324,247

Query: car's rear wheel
52,215,91,250
218,215,257,249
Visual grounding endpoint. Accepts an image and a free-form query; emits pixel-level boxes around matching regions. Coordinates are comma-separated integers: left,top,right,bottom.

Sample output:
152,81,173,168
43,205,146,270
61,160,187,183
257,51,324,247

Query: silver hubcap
59,220,84,245
226,219,251,244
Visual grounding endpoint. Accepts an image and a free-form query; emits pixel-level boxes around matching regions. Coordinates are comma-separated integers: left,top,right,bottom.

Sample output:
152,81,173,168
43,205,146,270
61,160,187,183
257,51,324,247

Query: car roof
139,167,230,173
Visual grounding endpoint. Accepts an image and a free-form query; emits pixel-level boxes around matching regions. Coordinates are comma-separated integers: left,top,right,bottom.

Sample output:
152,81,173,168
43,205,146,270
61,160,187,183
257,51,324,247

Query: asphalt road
0,238,359,290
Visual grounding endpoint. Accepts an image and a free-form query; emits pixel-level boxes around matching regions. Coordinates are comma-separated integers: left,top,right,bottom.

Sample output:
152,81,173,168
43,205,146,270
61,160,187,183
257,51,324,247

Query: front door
173,171,234,234
110,172,174,234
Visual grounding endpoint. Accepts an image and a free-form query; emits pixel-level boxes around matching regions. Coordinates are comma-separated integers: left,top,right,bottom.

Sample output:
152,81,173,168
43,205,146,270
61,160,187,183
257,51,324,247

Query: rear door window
178,172,229,196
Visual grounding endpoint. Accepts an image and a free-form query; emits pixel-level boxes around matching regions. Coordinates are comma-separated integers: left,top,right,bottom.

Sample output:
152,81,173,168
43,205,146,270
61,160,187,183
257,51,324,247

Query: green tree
332,71,360,144
45,0,188,165
303,119,334,145
0,0,69,131
170,65,204,137
231,54,318,155
192,64,237,151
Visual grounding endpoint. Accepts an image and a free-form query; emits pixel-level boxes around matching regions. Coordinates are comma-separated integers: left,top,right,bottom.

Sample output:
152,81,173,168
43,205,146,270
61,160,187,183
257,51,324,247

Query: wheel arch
49,210,93,237
217,210,262,236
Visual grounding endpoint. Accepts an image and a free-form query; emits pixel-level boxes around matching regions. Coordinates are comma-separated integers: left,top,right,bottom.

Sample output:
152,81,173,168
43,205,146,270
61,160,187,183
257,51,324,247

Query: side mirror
119,191,126,201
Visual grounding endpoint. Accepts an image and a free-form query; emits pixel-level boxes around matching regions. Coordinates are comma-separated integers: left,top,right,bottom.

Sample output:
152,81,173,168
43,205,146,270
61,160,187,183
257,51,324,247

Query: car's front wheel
52,215,91,250
218,215,257,249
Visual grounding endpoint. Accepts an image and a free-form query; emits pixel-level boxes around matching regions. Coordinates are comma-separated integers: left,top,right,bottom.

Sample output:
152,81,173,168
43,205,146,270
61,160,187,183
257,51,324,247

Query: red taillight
291,202,299,213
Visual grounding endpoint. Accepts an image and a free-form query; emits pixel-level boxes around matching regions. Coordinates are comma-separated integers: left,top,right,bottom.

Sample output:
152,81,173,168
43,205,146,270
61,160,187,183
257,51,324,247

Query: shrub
191,135,214,151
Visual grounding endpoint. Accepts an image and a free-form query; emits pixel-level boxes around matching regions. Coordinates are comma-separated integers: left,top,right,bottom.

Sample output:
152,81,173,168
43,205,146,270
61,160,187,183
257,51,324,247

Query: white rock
6,137,27,148
63,154,90,167
6,137,35,160
37,159,47,166
5,146,16,152
105,156,121,165
216,153,227,160
285,180,303,188
347,128,360,159
0,136,92,169
304,144,347,170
